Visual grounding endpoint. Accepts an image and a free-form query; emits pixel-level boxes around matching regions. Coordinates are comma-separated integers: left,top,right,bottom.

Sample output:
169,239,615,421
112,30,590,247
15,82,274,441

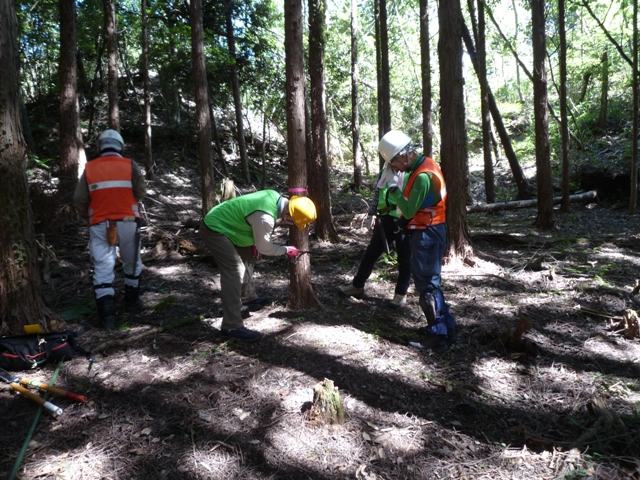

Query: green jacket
203,190,281,246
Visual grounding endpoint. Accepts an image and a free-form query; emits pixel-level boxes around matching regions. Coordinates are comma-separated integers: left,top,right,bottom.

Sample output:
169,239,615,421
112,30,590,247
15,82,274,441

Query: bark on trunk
1,1,53,334
439,0,473,261
351,0,362,188
531,0,555,229
141,0,154,180
285,0,320,310
104,0,119,131
189,0,216,215
59,0,79,202
420,0,433,157
559,0,570,213
476,0,495,203
226,7,250,183
308,0,339,242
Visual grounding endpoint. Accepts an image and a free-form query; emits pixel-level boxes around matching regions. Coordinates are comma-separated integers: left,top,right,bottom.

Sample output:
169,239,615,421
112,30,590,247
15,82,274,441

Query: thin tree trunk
559,0,570,213
226,7,250,183
284,0,320,309
420,0,433,157
374,0,382,145
308,0,339,242
597,50,609,129
531,0,555,230
439,0,472,261
141,0,154,180
376,0,391,170
209,100,229,177
475,0,495,203
1,0,53,334
511,0,524,103
632,0,638,215
350,0,362,188
461,23,533,200
59,0,79,202
104,0,119,131
189,0,216,215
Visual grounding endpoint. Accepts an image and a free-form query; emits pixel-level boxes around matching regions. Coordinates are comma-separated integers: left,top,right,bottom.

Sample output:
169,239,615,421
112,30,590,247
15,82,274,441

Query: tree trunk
420,0,433,157
226,7,250,183
632,0,639,215
376,0,391,170
476,0,495,203
578,70,592,104
559,0,570,213
511,0,524,103
461,23,533,200
141,0,154,180
439,0,473,261
104,0,119,131
1,1,53,334
467,190,597,213
285,0,320,310
597,50,609,129
308,0,339,242
531,0,555,230
350,0,362,188
189,0,216,215
374,0,382,144
59,0,79,202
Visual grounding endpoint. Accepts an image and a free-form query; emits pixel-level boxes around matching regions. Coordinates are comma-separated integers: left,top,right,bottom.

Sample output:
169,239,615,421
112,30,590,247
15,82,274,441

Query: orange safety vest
402,156,447,229
85,155,140,226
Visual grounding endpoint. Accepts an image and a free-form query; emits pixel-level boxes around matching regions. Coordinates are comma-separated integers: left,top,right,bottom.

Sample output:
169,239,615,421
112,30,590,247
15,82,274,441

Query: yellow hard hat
289,196,317,230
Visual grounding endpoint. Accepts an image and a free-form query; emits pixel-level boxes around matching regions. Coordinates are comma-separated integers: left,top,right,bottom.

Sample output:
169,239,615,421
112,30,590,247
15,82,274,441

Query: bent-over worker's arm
246,211,288,256
390,172,431,219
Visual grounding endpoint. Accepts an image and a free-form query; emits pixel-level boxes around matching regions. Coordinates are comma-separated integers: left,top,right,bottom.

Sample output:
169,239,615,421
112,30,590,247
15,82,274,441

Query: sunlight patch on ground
177,446,239,478
278,323,375,350
26,446,111,479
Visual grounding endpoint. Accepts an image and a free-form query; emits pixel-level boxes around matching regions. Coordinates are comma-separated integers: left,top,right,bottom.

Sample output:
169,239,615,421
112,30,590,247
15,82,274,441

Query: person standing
199,191,316,342
378,130,456,350
339,174,412,308
74,129,146,329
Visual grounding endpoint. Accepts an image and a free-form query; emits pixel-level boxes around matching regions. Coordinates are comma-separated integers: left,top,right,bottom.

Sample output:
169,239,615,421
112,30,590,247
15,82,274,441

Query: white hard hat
378,130,412,163
98,129,124,153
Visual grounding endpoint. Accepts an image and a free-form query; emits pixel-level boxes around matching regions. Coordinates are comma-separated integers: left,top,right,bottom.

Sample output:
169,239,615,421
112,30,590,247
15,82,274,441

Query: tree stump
310,379,345,425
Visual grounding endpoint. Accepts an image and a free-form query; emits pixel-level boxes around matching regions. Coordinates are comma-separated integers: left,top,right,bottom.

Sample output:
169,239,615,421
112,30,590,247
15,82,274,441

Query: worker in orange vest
378,130,456,351
74,129,146,329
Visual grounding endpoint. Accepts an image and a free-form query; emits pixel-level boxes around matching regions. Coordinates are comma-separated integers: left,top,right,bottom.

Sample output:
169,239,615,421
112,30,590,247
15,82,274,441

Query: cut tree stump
310,379,345,425
467,190,597,213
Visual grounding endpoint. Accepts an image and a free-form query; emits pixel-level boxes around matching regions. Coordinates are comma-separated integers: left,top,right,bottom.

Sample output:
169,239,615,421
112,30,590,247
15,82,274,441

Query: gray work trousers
199,222,256,330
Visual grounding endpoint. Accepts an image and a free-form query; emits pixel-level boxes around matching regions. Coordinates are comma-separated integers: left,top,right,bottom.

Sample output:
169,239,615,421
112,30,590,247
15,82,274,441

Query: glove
365,215,376,233
285,246,299,258
387,174,400,193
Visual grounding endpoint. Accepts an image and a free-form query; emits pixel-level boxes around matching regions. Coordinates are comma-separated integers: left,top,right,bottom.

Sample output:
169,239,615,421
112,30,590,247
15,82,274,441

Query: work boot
419,292,437,326
124,285,144,313
97,295,117,330
339,283,365,298
388,294,407,309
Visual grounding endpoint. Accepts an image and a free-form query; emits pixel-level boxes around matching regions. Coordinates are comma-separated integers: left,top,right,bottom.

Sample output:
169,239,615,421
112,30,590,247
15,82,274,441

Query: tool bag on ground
0,331,79,371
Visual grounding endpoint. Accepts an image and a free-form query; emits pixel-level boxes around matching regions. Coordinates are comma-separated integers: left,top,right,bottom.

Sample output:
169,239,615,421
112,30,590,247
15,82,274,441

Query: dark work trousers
352,214,412,295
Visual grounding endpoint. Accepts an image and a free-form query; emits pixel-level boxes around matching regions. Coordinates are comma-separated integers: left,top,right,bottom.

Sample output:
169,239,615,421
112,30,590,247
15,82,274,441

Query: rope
8,360,63,480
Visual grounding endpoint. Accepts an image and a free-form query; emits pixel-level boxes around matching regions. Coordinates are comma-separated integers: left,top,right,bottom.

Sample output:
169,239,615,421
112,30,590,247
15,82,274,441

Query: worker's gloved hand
365,215,376,233
285,246,299,258
387,174,400,193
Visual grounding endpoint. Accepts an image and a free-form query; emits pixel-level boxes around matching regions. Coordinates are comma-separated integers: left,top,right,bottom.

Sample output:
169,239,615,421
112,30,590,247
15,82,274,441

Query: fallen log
467,190,597,213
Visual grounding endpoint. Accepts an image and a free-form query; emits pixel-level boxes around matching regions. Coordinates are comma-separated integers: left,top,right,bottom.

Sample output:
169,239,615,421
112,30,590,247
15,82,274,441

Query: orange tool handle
10,382,63,415
20,378,88,403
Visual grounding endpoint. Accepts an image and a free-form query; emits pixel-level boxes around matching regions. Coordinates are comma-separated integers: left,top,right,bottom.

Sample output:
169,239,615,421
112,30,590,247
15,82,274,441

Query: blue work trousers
410,222,447,294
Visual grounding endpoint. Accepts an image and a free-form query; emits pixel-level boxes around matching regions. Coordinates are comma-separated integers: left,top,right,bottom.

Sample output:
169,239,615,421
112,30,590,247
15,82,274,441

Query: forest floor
2,135,640,479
